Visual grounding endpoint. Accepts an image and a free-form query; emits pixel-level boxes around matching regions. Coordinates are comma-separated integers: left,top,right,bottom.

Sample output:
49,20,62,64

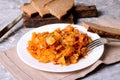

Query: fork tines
87,38,103,51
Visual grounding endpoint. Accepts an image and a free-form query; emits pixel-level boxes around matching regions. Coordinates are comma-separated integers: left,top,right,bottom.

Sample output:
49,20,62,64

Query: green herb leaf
67,44,72,46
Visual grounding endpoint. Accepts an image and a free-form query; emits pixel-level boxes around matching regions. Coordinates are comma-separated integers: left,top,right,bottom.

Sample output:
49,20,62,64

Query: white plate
17,23,104,72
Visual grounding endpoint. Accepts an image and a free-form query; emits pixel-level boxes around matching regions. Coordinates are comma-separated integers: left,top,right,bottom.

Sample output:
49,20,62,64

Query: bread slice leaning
31,0,54,17
20,3,37,17
82,22,120,39
45,0,74,19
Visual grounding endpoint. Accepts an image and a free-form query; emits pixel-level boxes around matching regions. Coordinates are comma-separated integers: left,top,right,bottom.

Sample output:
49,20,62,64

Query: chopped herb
67,44,72,46
51,32,54,34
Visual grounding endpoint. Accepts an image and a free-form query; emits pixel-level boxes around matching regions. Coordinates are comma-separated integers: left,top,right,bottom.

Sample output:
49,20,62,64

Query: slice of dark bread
31,0,54,17
20,3,38,17
82,22,120,39
45,0,74,19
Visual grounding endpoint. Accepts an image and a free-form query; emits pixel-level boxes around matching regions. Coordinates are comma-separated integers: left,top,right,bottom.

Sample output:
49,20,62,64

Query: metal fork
87,38,120,51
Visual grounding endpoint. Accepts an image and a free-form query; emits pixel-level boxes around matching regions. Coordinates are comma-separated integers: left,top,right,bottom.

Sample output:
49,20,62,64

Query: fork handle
106,38,120,43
